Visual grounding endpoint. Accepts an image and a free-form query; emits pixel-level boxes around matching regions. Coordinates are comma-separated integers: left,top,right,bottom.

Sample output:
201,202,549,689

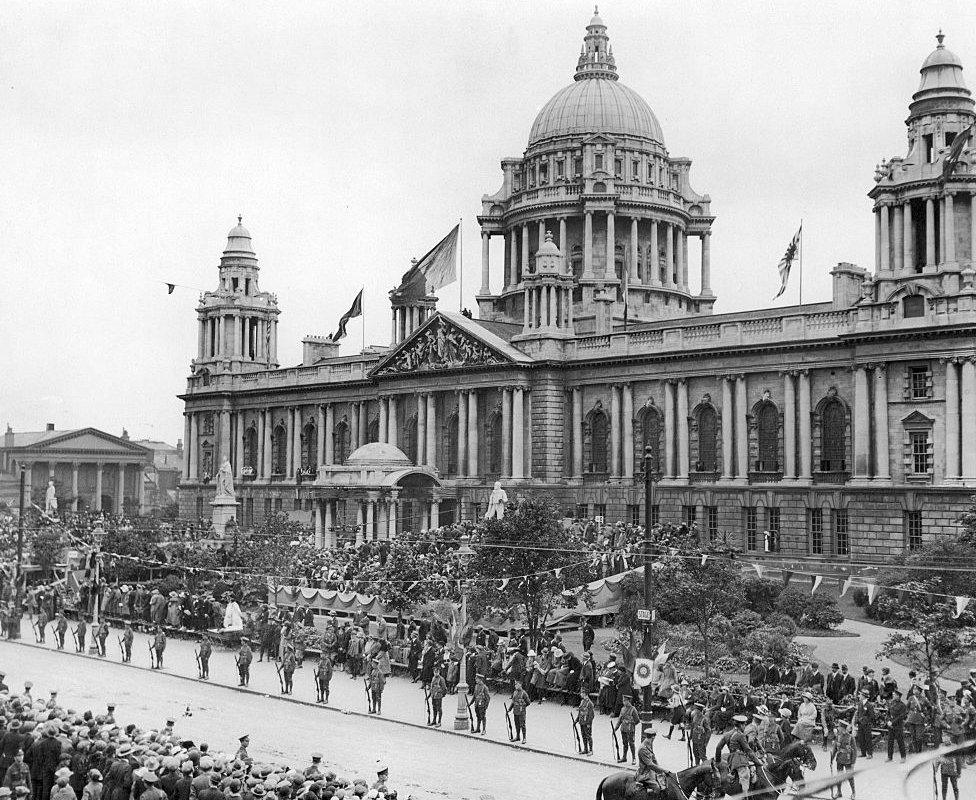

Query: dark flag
331,289,363,342
774,225,802,299
409,224,459,294
942,123,974,181
166,283,176,295
393,260,428,301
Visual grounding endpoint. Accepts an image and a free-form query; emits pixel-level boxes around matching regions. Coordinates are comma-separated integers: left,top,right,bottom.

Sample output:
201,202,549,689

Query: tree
468,496,590,645
31,528,64,573
877,609,975,683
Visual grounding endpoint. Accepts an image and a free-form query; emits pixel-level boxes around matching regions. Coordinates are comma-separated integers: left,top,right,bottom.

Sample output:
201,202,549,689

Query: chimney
176,439,184,455
4,425,13,450
302,335,341,366
46,423,55,431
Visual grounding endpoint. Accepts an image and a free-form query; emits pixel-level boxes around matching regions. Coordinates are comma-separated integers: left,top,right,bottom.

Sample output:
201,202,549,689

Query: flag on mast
405,224,459,294
942,122,974,181
331,289,363,342
774,224,802,299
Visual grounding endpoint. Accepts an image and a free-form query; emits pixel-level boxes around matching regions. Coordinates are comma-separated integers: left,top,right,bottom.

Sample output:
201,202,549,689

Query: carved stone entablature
375,316,509,375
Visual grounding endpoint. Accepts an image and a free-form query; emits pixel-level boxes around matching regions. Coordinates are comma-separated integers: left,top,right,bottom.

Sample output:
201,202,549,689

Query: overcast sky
3,1,975,445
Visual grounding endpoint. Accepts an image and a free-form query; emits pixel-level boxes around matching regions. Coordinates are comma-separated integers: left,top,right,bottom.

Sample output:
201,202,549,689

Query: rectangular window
614,158,622,178
766,508,780,552
556,159,565,179
910,431,931,474
195,496,204,517
245,497,254,527
274,497,283,512
923,133,935,163
627,504,640,526
908,365,931,399
809,508,824,555
575,503,588,519
594,153,604,171
706,506,718,542
293,498,302,511
264,497,272,516
649,504,660,527
683,504,697,528
539,162,548,184
593,503,606,522
745,507,758,551
632,160,640,181
573,156,583,176
905,510,923,550
833,509,850,556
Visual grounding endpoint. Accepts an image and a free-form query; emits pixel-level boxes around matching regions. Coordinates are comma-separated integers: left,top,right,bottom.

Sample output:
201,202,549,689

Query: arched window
585,409,609,473
271,424,287,475
756,403,779,472
696,406,718,472
300,422,317,470
636,406,662,474
446,414,459,474
487,411,503,474
820,399,847,472
404,416,418,464
903,294,924,318
367,418,379,444
333,421,350,465
243,426,258,473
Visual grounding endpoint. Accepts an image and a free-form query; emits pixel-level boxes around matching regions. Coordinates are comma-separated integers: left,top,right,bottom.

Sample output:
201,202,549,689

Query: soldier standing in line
614,695,641,765
54,613,67,650
428,670,447,727
472,673,490,735
74,617,88,652
280,645,297,694
368,658,386,715
152,627,167,669
198,635,212,679
236,638,253,686
96,620,109,657
121,622,134,663
689,700,711,766
510,682,530,744
314,654,333,704
576,689,595,754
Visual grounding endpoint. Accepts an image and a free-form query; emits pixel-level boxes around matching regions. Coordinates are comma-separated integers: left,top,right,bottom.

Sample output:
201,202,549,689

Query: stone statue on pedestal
215,459,235,500
484,481,508,520
211,459,238,539
44,481,58,516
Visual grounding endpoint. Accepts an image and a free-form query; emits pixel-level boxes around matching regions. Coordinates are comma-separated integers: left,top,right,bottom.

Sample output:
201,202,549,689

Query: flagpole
798,219,803,308
361,285,366,353
458,217,463,312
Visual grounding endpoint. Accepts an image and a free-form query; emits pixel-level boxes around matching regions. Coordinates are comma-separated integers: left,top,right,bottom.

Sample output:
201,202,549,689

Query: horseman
634,727,673,795
715,714,760,796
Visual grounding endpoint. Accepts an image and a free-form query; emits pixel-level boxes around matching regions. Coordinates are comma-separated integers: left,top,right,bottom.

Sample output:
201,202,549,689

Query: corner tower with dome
178,15,976,565
477,9,715,333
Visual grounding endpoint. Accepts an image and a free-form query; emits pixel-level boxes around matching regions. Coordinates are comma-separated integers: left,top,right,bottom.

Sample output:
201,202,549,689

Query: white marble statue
44,481,58,516
215,459,235,499
484,481,508,520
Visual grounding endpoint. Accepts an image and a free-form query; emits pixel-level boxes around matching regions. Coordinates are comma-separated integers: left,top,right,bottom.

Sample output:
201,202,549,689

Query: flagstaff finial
936,30,945,47
238,214,243,225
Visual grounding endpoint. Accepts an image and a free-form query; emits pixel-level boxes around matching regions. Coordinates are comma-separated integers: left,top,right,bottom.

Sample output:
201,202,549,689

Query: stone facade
179,16,976,561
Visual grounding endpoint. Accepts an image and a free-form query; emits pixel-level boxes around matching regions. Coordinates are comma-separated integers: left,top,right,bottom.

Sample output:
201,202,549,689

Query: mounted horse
718,740,818,799
595,759,729,800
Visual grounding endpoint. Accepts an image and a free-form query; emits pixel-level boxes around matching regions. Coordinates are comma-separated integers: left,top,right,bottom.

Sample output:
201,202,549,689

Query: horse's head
800,743,818,772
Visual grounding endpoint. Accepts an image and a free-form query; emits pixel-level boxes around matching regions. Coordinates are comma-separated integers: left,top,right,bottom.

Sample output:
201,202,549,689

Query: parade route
7,619,973,800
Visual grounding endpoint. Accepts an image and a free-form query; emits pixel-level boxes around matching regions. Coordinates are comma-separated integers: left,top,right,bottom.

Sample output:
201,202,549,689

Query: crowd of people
0,672,403,800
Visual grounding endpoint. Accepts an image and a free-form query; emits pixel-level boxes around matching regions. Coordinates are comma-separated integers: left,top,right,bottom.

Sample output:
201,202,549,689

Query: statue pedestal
211,497,238,538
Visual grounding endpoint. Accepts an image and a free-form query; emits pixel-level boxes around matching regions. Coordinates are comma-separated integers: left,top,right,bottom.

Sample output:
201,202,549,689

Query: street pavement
4,619,972,800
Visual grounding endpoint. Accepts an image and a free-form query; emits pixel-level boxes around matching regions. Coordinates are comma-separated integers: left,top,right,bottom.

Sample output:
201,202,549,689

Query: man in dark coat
0,720,28,776
26,726,62,800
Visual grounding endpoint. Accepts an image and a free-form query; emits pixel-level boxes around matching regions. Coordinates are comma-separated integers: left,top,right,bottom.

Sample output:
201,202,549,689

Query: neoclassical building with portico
179,14,976,561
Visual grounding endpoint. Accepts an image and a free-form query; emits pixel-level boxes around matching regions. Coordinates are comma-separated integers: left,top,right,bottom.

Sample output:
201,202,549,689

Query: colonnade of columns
20,460,143,513
313,491,412,549
391,305,433,346
198,314,276,361
875,193,976,273
943,356,976,484
851,363,891,482
522,281,573,332
488,215,711,295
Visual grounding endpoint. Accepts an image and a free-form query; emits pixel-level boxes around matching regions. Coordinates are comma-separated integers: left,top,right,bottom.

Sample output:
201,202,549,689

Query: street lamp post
640,445,657,729
11,465,26,640
88,524,106,654
452,535,476,731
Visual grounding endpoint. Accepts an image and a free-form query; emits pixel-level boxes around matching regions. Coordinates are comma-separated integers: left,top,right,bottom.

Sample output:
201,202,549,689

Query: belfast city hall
179,12,976,562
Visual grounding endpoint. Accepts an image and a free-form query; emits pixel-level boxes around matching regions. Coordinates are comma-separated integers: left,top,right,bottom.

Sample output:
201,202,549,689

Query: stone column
946,192,956,263
480,232,490,294
197,318,205,360
945,359,960,482
71,462,80,512
939,198,946,264
893,205,904,272
664,223,674,287
521,224,529,278
572,388,583,477
583,211,594,279
355,503,365,545
606,211,615,277
314,503,324,548
220,410,232,468
874,209,881,272
622,383,634,479
293,408,303,477
324,501,334,549
416,394,427,465
879,204,891,272
284,408,294,478
700,233,712,295
512,387,525,479
798,370,812,482
358,401,368,448
190,414,199,479
676,379,689,482
522,287,531,333
430,496,440,529
425,393,437,469
183,414,192,480
663,381,675,479
390,310,397,346
262,410,272,479
559,218,567,254
610,384,621,477
677,230,687,288
315,406,325,469
467,390,479,477
325,404,335,465
237,412,247,478
873,365,890,482
365,498,375,541
648,220,659,286
721,377,733,480
783,371,797,480
95,463,103,512
961,358,976,483
456,392,468,476
502,388,513,477
538,219,546,249
735,376,749,482
925,197,935,267
379,398,388,443
903,201,914,273
508,230,517,287
629,218,639,281
351,403,361,450
971,193,976,267
136,464,145,515
853,366,871,480
387,496,397,539
388,396,398,448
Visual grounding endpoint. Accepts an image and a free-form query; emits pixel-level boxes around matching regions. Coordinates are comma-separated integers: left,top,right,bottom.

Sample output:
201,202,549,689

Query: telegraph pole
11,465,26,640
639,445,656,727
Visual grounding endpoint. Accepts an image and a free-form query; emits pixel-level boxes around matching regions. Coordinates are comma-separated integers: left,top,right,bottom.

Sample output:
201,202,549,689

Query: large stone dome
528,78,664,147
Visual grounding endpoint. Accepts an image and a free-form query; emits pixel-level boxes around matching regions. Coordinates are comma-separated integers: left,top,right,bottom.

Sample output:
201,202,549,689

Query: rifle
148,641,156,669
466,694,475,728
686,730,693,768
314,669,323,703
424,690,432,725
31,621,41,643
504,702,515,741
570,712,583,753
364,677,373,713
117,636,124,660
194,649,202,679
275,663,285,693
71,629,81,653
610,720,621,761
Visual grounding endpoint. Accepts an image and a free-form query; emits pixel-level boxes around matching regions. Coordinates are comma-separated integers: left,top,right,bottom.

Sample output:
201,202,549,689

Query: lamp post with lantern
452,535,477,731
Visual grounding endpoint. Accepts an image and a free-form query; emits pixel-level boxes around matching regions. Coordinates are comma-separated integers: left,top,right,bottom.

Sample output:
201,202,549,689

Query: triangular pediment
371,312,530,377
901,410,934,427
31,428,151,455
